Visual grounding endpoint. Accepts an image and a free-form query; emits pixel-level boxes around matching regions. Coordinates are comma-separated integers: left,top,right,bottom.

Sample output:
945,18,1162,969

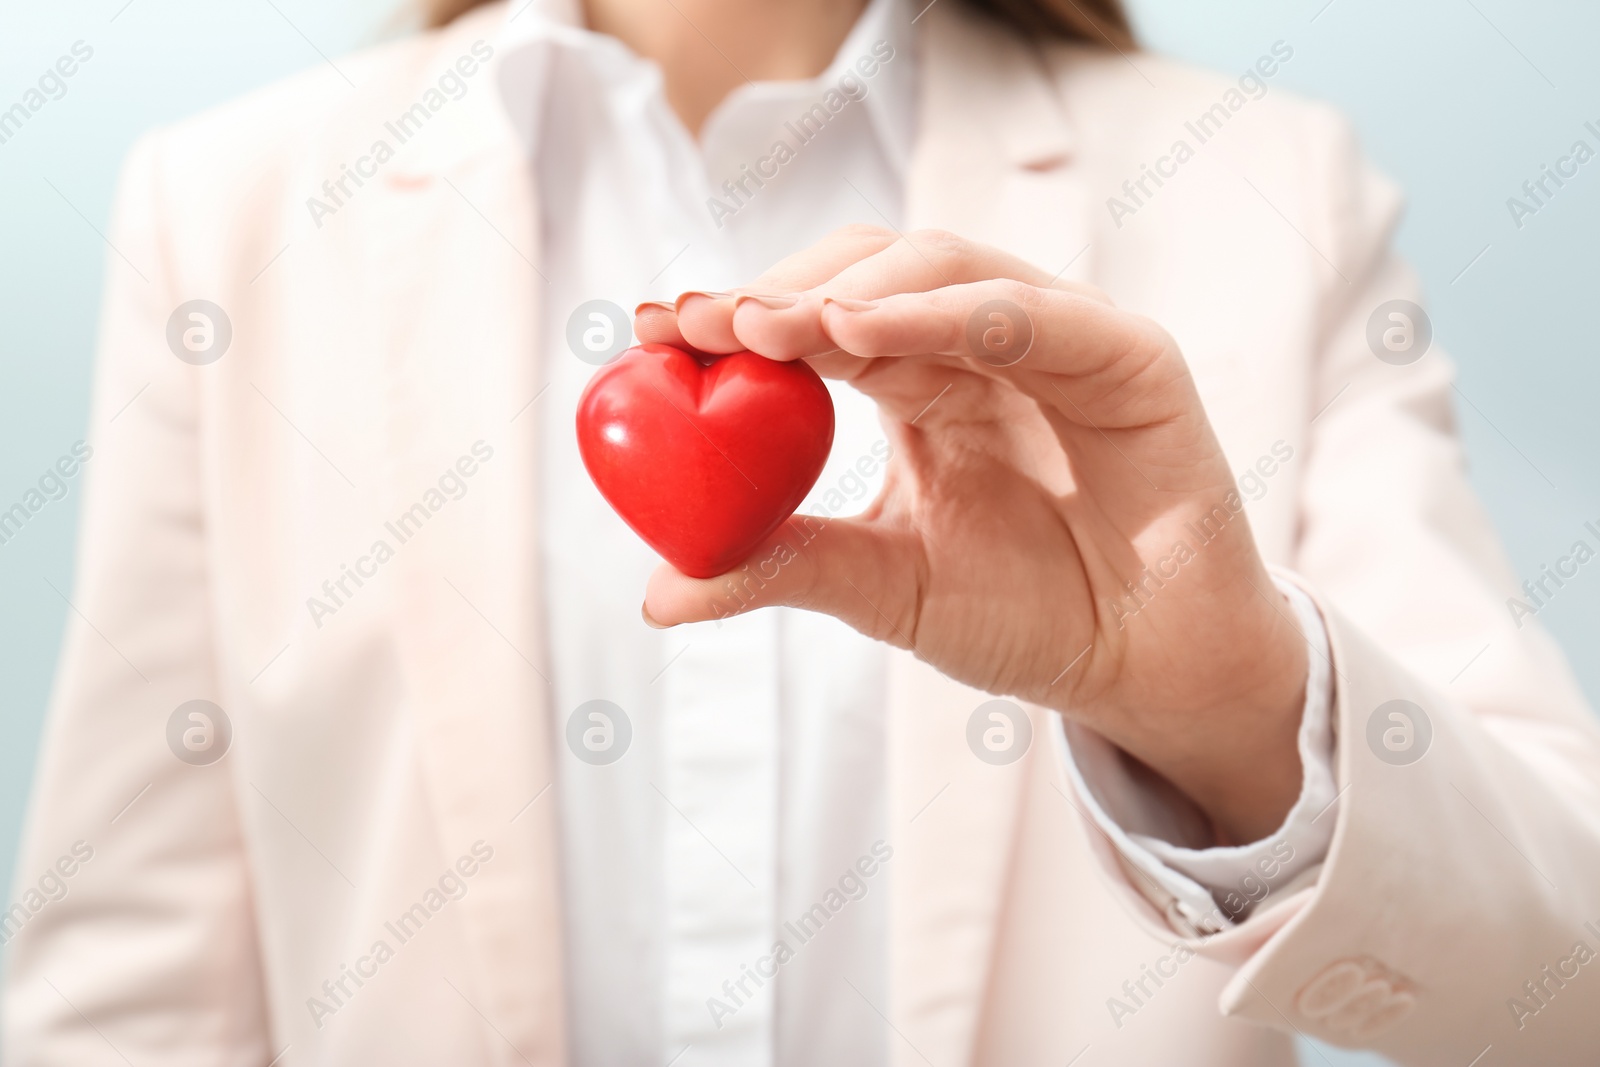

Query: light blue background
3,2,1596,1063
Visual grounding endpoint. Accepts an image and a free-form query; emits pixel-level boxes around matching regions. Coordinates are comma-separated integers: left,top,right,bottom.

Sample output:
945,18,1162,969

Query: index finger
816,279,1185,430
635,224,900,350
719,231,1112,361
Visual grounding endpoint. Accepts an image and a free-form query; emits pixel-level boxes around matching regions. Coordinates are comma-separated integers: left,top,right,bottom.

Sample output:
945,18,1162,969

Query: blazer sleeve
1082,108,1600,1065
1,132,271,1066
1269,121,1600,1065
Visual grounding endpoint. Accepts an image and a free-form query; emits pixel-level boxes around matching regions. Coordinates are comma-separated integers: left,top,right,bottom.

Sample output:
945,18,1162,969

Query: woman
6,0,1599,1063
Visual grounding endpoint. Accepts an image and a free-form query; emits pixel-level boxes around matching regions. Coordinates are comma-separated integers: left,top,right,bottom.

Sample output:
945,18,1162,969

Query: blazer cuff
1054,574,1337,934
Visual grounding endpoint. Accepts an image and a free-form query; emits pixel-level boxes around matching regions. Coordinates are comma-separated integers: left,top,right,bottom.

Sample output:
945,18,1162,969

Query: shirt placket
641,83,783,1067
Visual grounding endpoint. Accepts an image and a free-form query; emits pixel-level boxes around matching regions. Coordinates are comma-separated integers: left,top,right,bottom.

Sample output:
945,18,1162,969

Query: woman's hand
634,225,1310,845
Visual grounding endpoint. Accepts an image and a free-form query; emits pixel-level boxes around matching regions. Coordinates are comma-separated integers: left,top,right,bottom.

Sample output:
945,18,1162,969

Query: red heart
576,344,836,579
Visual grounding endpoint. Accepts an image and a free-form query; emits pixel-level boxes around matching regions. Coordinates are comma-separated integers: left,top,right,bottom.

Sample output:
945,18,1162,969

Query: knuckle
778,539,823,612
1130,313,1178,356
1049,279,1116,307
987,280,1052,332
1116,313,1181,373
907,228,968,263
1082,283,1116,306
993,277,1043,309
833,222,894,242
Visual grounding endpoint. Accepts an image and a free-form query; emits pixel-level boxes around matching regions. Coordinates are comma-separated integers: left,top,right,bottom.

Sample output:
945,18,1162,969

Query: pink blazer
7,3,1599,1064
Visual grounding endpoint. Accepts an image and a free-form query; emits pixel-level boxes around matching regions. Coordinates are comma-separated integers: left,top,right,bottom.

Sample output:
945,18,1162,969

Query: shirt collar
493,0,916,177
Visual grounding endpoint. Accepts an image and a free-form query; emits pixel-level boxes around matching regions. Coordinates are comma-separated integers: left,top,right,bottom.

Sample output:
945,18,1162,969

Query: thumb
641,514,919,647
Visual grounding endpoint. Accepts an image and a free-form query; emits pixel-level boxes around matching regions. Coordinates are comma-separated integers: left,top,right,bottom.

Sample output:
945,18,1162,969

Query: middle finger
722,231,1067,361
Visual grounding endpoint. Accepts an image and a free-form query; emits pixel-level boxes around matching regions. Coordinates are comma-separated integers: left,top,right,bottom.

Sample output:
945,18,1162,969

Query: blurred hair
420,0,1135,50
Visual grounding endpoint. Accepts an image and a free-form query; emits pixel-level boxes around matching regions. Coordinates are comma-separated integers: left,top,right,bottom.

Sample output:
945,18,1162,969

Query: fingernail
735,293,799,311
823,297,878,312
635,300,676,315
642,602,674,629
674,290,734,312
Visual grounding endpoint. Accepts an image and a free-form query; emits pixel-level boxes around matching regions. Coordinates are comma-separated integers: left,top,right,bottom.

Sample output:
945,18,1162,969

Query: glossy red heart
576,343,836,578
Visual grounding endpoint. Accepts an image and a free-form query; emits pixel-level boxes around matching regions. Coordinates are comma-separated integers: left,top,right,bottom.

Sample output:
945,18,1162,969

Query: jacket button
1296,959,1368,1018
1349,990,1417,1040
1324,979,1394,1031
1296,958,1417,1039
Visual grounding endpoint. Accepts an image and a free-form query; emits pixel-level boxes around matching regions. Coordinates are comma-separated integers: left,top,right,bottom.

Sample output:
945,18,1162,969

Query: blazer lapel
359,67,567,1066
907,4,1093,284
890,7,1093,1064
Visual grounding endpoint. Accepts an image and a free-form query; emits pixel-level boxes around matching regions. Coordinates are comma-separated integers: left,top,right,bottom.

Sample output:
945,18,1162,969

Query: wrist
1178,660,1308,845
1086,586,1312,846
